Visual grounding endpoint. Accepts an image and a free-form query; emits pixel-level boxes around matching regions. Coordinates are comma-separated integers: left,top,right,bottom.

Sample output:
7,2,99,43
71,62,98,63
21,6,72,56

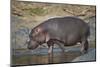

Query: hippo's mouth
27,40,40,50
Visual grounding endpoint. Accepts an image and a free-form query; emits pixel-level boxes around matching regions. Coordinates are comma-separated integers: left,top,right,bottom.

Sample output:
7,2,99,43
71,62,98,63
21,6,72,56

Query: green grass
29,7,47,16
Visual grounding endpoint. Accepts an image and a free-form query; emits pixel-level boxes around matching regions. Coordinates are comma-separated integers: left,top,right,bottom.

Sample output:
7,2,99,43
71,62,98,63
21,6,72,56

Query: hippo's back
41,17,89,34
38,17,90,44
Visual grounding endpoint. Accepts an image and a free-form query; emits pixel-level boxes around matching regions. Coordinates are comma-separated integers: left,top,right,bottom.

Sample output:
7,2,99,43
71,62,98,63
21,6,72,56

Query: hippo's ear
35,28,42,33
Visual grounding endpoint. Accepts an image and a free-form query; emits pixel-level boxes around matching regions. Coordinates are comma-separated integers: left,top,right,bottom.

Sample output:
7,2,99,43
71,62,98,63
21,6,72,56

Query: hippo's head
27,27,46,50
27,39,40,50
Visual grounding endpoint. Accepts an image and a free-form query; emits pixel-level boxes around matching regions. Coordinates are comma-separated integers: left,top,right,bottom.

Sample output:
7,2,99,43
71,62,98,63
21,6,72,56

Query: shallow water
12,51,81,65
12,46,96,66
11,43,96,66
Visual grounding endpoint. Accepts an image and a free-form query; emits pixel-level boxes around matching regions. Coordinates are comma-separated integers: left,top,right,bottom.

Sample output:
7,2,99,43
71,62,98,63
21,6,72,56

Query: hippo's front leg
47,40,54,54
48,45,53,54
47,40,54,63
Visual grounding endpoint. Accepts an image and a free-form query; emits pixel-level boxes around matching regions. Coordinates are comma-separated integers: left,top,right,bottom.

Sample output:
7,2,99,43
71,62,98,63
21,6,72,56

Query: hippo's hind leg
80,38,89,54
54,40,65,53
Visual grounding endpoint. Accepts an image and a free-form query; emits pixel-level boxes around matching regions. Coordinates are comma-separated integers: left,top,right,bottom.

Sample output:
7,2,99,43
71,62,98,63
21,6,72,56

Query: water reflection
12,50,81,65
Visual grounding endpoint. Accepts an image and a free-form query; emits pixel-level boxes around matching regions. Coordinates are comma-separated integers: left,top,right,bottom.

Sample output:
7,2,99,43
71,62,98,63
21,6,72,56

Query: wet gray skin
27,16,90,54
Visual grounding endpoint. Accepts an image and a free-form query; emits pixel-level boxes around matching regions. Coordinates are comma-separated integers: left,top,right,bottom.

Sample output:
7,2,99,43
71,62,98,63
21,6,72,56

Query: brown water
12,50,81,65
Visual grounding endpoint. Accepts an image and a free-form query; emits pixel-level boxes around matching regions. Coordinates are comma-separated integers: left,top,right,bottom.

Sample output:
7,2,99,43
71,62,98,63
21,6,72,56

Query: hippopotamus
27,16,90,54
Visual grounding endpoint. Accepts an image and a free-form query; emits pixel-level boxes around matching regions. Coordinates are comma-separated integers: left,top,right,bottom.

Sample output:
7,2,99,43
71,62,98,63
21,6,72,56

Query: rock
88,16,96,42
11,15,29,49
72,48,96,62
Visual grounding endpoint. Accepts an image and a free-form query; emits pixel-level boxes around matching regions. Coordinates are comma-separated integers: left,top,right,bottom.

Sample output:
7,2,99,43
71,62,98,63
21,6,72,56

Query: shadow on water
12,50,81,65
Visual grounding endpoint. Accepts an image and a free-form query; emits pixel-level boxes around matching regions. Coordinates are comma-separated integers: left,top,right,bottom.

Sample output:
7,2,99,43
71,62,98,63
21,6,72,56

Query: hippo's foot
80,39,89,55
